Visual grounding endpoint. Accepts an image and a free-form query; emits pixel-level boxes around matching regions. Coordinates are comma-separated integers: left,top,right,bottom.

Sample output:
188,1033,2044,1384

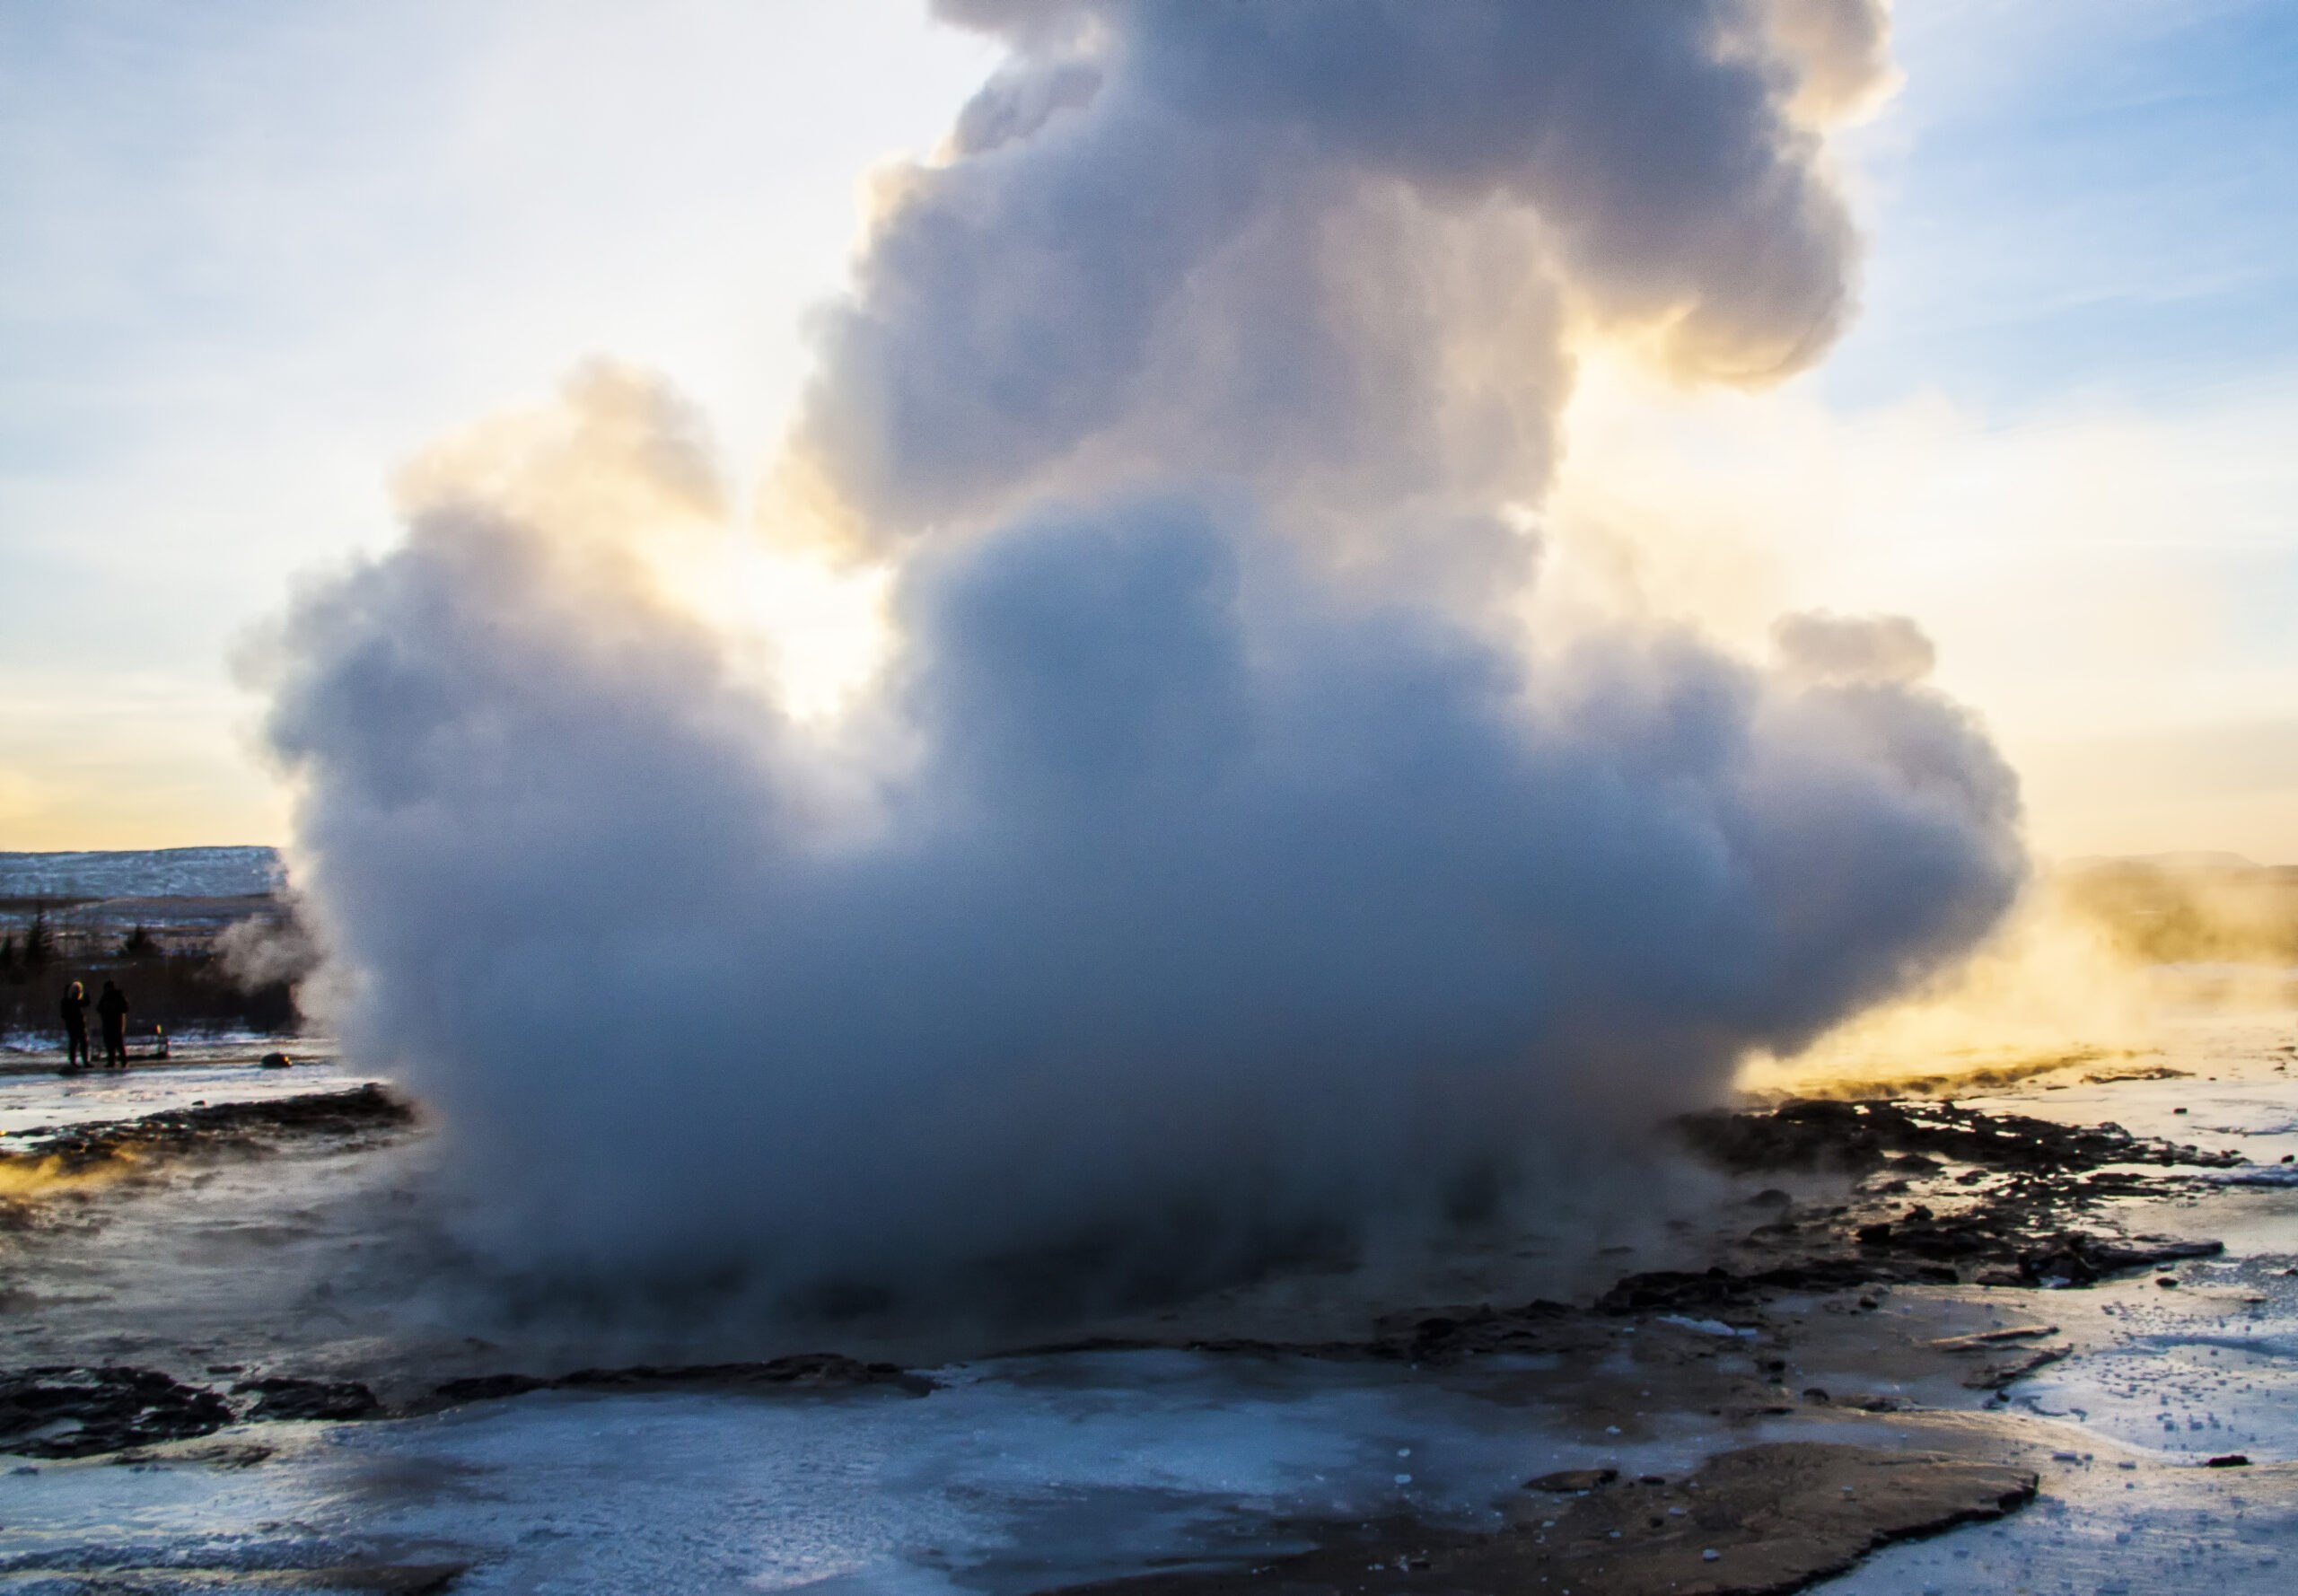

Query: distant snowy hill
0,846,284,899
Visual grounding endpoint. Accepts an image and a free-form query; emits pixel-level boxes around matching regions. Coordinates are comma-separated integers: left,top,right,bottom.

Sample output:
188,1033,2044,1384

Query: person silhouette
96,979,130,1068
59,981,91,1071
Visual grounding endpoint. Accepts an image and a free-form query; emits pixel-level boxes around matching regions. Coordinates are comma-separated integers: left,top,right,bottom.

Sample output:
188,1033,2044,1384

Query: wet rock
562,1353,932,1394
1614,1098,2233,1310
1023,1300,1609,1373
1926,1326,2057,1352
232,1376,383,1421
0,1365,234,1458
0,1083,416,1181
434,1352,935,1407
1678,1097,2243,1176
1379,1299,1586,1364
1593,1257,1901,1316
2013,1234,2221,1287
431,1372,551,1403
1527,1467,1618,1492
1960,1346,2070,1390
1593,1267,1750,1315
1046,1443,2036,1596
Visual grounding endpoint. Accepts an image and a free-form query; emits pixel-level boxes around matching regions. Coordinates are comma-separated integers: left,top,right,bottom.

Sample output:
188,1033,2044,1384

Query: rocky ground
0,1024,2291,1594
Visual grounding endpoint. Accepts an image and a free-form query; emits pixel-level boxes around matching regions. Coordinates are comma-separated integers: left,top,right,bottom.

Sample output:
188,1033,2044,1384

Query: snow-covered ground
0,1052,356,1135
0,847,282,900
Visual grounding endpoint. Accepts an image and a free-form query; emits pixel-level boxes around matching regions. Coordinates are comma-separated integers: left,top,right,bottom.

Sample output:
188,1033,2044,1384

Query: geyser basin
0,1349,2036,1596
2,1018,2295,1594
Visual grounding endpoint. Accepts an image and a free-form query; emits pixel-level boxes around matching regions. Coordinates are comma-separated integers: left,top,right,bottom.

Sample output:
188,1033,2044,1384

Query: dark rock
560,1353,934,1396
2205,1454,2250,1468
1678,1098,2242,1176
1960,1347,2071,1390
433,1373,551,1403
232,1376,382,1422
1527,1467,1618,1492
1595,1258,1895,1315
1928,1326,2058,1352
0,1366,233,1458
2018,1234,2221,1286
436,1353,936,1407
0,1083,415,1181
1594,1267,1750,1315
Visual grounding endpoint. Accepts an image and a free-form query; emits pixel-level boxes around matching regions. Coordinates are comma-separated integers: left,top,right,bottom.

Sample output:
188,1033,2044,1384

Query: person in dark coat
59,981,91,1070
96,979,129,1068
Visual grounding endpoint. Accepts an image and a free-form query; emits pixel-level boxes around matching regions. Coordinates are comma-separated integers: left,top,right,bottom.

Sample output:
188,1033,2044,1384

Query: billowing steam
255,1,2023,1311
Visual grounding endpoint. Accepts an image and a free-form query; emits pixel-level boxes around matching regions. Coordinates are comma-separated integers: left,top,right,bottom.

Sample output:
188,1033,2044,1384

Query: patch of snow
1656,1315,1758,1337
0,846,283,900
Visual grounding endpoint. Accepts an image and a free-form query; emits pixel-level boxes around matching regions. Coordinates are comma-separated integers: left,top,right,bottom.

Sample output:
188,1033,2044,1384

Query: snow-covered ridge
0,846,283,900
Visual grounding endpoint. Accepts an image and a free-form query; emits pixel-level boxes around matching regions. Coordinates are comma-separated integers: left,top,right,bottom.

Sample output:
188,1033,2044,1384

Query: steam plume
257,1,2022,1311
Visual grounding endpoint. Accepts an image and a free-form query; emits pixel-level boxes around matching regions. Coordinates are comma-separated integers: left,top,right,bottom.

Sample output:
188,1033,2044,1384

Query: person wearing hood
59,981,90,1071
96,979,130,1068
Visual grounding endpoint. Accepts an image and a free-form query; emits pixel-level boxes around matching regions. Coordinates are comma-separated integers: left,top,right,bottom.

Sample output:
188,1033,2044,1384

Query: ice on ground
0,1351,1658,1595
2007,1257,2298,1465
1820,1451,2295,1596
0,1057,368,1136
1655,1314,1758,1337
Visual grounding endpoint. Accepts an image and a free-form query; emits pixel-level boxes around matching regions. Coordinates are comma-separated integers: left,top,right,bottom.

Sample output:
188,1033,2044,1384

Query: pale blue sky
1,0,2294,855
1820,0,2298,860
1834,0,2298,409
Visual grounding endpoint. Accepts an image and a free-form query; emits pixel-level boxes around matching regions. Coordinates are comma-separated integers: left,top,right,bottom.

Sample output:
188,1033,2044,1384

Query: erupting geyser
254,1,2022,1311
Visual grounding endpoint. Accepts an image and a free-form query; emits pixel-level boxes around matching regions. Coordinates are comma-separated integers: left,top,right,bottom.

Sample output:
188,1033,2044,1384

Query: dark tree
22,907,55,967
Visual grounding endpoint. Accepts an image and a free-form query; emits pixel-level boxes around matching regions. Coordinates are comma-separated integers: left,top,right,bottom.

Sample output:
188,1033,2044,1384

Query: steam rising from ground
254,2,2025,1312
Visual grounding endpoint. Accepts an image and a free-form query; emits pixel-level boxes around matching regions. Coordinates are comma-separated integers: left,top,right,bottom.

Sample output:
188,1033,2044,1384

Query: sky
2,0,2294,862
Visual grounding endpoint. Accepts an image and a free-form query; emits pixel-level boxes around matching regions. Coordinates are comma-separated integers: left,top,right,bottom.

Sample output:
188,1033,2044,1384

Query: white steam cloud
256,0,2023,1312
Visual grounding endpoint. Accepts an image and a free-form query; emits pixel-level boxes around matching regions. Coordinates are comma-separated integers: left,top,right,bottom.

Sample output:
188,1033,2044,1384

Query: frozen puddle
1819,1459,2295,1596
0,1351,1623,1594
